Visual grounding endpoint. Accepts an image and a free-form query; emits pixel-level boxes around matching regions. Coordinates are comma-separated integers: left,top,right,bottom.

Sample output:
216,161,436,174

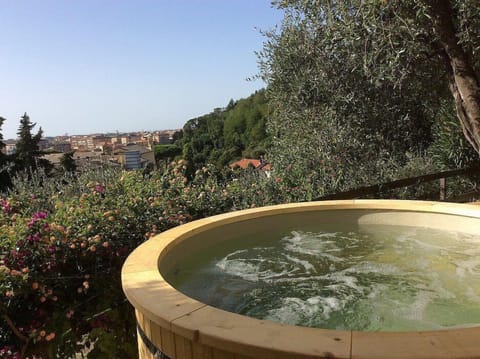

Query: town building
3,140,17,155
114,144,156,170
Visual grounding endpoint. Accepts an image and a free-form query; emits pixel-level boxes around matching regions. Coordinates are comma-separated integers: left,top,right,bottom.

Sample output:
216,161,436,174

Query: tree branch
2,313,28,342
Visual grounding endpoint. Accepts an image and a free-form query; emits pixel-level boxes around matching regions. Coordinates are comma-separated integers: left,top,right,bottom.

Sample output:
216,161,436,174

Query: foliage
429,102,480,170
378,154,440,200
14,113,44,172
60,152,77,174
154,144,182,163
180,108,224,175
259,0,480,195
222,90,270,161
0,162,303,358
282,0,480,152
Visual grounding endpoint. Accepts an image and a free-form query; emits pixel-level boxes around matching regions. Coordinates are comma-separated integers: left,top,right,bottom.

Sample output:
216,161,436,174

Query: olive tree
259,0,480,194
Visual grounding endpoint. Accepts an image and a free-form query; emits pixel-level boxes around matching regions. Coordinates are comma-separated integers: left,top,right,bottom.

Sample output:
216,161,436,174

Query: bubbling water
166,224,480,331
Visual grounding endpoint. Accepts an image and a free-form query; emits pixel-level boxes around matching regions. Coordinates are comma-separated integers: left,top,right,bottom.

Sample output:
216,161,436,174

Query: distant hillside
175,89,270,171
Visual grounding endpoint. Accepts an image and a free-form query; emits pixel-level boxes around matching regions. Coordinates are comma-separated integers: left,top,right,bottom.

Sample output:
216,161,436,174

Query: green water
165,224,480,331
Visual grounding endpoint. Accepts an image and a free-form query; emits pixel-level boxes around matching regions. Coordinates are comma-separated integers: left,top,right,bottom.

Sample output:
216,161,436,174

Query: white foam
281,231,344,261
402,291,431,321
284,254,316,273
465,287,480,302
394,228,417,243
346,261,400,276
216,258,261,281
216,249,297,282
322,271,363,292
265,296,345,326
203,226,480,330
455,258,480,277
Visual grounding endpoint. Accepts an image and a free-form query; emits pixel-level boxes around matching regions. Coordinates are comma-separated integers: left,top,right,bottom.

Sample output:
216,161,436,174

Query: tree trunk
426,0,480,154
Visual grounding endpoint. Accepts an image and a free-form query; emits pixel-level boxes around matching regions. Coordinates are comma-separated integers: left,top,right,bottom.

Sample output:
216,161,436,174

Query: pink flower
33,212,47,220
1,199,11,214
94,184,105,194
27,234,41,243
28,212,48,227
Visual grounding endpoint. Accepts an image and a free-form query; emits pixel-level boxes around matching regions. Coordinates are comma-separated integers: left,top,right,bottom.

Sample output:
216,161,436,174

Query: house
70,136,90,151
3,140,17,155
114,144,156,170
229,158,271,177
53,142,72,153
38,139,50,151
92,135,112,151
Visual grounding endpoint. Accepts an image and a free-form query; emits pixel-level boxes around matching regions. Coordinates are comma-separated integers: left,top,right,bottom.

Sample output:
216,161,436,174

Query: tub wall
135,310,259,359
135,306,480,359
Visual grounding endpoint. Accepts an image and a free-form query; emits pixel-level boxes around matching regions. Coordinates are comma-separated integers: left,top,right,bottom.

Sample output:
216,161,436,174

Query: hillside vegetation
177,89,270,173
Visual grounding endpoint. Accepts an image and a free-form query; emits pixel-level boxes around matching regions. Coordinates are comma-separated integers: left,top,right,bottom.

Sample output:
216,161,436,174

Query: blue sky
0,1,282,139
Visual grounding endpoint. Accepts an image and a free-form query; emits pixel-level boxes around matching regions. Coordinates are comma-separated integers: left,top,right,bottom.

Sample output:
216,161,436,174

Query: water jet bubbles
169,225,480,331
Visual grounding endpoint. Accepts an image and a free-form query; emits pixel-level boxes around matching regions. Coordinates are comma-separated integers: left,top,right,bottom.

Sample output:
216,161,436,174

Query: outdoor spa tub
122,200,480,359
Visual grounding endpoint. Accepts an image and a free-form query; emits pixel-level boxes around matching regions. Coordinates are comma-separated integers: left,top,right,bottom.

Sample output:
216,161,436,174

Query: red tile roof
229,159,271,171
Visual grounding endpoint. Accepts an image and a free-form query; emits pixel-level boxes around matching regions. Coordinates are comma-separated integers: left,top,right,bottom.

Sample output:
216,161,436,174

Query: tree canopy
154,144,182,163
15,113,43,172
60,151,77,173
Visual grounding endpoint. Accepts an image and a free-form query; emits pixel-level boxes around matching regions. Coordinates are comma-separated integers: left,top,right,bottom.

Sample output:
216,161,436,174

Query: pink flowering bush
0,162,297,358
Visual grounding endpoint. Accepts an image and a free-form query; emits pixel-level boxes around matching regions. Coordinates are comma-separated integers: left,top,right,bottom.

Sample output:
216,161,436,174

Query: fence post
439,178,446,200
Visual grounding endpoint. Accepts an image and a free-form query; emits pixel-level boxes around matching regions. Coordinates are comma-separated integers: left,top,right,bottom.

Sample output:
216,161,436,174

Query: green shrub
0,162,280,358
